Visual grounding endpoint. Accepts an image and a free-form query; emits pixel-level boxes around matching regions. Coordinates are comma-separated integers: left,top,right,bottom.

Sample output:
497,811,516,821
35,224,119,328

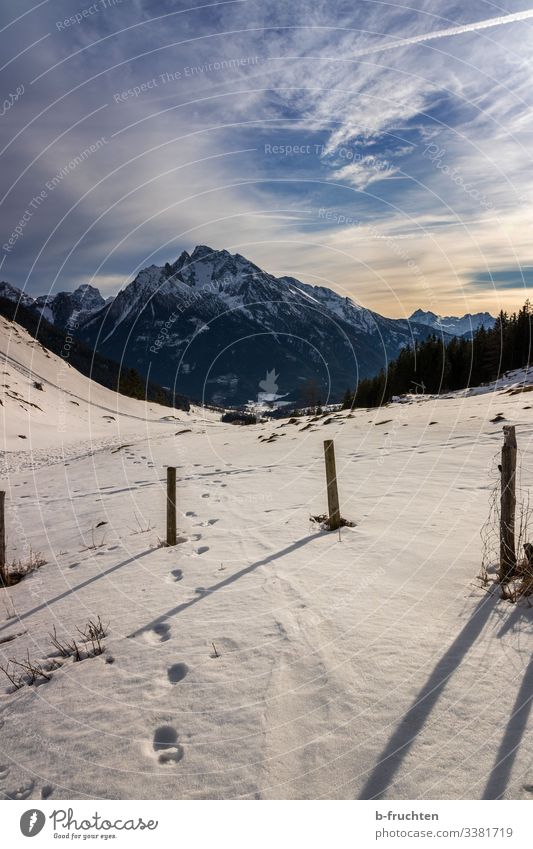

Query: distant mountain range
0,248,494,405
408,308,495,337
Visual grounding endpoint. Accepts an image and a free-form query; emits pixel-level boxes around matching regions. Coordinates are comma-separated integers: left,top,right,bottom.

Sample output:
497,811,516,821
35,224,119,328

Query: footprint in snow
167,663,188,684
143,623,171,644
153,726,184,764
4,781,35,800
201,493,210,498
195,546,209,555
168,569,183,582
185,511,196,517
41,784,54,799
0,765,9,781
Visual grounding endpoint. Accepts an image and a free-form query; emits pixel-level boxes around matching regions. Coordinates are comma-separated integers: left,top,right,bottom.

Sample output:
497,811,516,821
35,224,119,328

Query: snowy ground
0,315,187,473
0,324,532,800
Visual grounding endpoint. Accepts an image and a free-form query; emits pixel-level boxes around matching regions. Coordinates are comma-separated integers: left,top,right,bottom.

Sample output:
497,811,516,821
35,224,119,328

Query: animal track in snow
185,511,196,517
195,546,209,555
153,726,184,764
167,663,188,684
41,784,54,799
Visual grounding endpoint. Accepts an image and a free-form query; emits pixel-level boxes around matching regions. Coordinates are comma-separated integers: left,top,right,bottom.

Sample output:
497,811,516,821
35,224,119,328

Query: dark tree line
343,301,533,408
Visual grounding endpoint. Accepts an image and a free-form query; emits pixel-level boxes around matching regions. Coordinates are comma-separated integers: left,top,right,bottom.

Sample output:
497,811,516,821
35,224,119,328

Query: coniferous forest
344,301,533,408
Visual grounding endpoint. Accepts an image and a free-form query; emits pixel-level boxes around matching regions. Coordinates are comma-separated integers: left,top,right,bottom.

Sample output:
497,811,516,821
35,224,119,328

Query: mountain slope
0,297,188,411
75,246,453,405
0,313,194,460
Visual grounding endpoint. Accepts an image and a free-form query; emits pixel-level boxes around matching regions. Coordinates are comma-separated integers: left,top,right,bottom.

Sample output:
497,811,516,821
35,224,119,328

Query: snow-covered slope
410,308,495,337
0,350,532,800
0,314,193,470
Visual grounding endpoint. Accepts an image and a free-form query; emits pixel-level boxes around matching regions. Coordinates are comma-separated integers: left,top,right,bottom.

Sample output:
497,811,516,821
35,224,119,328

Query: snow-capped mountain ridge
71,246,456,404
409,308,495,337
1,250,493,404
99,246,372,336
0,281,110,328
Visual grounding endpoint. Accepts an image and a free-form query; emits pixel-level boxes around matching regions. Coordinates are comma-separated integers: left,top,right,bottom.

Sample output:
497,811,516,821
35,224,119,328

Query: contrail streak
356,7,533,57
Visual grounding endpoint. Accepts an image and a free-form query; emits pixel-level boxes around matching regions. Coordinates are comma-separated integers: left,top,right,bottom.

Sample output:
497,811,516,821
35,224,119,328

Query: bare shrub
0,547,46,587
0,651,54,690
81,525,107,551
1,616,110,693
130,512,154,535
50,617,108,661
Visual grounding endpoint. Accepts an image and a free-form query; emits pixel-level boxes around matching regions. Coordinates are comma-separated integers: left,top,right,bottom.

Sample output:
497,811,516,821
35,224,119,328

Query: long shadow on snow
130,533,324,640
359,592,498,799
482,603,533,799
0,548,153,634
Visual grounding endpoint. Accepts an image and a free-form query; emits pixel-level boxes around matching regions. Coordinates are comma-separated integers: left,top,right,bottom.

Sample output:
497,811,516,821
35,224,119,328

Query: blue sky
1,0,533,316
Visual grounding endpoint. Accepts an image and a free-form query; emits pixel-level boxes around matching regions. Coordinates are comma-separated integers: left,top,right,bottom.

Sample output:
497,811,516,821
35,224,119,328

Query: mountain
34,283,111,327
2,250,457,405
409,308,495,337
74,246,453,405
0,281,35,309
0,281,112,329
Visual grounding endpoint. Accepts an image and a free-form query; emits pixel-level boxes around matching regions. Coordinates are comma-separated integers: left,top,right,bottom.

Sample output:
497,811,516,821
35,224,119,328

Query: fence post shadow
482,653,533,799
359,592,498,799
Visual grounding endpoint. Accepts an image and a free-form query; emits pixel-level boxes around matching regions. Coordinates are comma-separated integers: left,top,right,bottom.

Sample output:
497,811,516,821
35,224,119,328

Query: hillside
0,343,532,799
0,297,189,412
0,315,194,470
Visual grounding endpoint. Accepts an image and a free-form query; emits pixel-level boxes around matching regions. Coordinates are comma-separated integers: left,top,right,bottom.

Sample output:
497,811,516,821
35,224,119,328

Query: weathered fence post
0,491,5,585
500,425,517,583
323,439,341,531
166,467,177,546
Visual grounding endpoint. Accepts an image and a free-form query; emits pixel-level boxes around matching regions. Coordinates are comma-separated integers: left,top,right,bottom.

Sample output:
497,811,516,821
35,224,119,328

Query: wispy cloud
1,0,533,315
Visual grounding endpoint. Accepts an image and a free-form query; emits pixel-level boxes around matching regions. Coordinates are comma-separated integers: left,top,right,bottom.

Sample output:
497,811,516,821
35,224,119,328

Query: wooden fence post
323,439,341,531
0,491,5,585
500,425,517,583
166,467,177,546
